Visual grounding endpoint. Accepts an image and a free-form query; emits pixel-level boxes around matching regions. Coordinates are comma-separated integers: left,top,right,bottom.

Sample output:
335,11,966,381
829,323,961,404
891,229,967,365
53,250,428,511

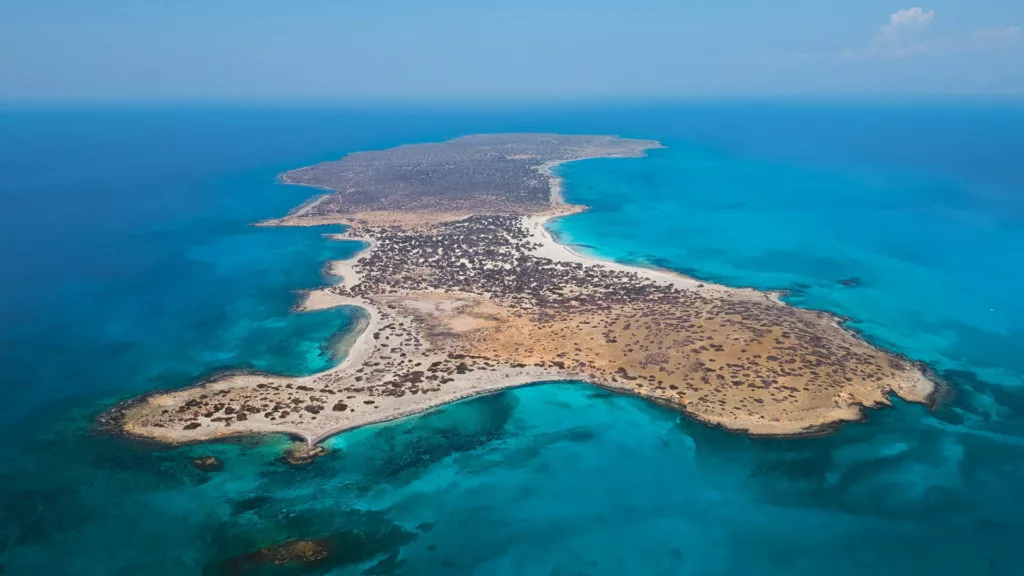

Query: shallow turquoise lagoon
1,104,1022,574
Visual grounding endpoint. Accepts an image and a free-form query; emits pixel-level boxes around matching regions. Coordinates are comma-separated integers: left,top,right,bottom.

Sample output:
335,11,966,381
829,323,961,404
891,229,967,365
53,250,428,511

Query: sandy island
99,134,937,461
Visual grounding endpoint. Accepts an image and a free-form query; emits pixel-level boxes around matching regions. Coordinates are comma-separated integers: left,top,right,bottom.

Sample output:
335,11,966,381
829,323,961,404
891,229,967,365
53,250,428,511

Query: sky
1,0,1022,101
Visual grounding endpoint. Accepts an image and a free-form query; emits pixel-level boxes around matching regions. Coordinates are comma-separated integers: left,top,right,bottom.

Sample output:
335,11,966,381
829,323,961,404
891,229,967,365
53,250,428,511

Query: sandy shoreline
529,153,787,304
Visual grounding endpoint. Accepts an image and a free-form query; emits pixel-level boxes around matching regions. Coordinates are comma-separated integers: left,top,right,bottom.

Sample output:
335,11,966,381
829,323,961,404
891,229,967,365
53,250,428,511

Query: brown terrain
100,134,936,460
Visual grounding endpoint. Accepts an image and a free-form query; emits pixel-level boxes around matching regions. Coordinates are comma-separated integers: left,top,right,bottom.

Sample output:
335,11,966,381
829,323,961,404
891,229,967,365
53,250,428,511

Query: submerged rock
222,538,330,572
190,455,224,472
229,494,273,516
280,443,328,466
837,276,862,287
212,514,417,575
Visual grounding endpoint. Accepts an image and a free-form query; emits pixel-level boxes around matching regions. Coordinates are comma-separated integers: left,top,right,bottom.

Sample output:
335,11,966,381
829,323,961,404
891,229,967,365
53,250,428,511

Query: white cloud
854,7,936,59
888,7,935,29
843,8,1019,60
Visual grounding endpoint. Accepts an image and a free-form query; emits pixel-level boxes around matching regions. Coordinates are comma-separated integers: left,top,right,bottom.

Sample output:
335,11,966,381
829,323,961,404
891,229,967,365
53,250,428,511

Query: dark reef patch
192,456,225,472
230,495,274,516
204,509,416,576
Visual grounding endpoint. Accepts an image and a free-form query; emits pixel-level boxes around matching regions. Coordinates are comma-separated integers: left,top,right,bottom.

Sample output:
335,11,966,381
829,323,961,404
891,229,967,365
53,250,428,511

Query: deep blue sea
1,103,1023,575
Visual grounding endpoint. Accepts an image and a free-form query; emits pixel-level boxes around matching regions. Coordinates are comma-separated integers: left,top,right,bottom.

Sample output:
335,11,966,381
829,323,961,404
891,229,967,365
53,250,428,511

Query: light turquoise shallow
0,104,1022,575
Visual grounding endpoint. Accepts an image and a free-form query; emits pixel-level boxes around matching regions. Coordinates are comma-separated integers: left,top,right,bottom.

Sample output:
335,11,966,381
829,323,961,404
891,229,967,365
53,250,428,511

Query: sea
1,102,1022,575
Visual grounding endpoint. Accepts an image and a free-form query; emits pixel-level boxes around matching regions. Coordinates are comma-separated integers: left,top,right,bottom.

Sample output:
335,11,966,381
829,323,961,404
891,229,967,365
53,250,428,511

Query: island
100,134,936,457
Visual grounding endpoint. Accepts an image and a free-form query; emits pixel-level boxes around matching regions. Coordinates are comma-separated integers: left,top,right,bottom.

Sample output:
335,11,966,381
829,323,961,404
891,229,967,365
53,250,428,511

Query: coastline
104,134,937,456
530,155,785,304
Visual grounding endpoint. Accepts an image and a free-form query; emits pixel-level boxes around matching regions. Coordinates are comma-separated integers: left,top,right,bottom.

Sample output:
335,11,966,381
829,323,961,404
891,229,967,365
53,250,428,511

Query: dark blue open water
1,103,1022,574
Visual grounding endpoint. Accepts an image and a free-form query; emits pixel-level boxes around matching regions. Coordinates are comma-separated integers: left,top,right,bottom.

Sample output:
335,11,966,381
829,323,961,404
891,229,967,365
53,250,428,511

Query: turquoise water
1,104,1023,574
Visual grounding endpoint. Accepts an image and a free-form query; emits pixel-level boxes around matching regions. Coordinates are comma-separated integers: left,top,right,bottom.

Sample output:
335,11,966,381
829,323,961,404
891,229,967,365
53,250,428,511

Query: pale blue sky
1,0,1022,101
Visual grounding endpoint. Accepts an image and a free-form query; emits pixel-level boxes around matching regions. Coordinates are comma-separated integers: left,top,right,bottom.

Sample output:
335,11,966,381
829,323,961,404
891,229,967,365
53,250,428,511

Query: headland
102,134,936,455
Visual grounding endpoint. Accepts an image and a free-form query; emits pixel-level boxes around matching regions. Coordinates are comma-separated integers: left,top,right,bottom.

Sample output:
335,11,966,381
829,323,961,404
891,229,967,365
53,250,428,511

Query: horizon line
2,93,1023,111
